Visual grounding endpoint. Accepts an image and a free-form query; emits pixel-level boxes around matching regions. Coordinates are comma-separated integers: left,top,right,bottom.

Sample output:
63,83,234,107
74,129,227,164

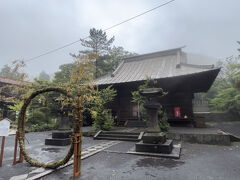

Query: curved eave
97,68,221,93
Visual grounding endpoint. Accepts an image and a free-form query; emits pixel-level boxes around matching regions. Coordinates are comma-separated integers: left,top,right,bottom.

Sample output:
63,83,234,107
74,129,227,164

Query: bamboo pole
12,133,18,165
0,136,5,167
73,95,82,177
13,131,23,165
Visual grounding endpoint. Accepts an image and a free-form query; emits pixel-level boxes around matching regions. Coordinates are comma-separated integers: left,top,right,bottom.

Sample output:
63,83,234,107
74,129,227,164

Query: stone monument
45,107,72,146
135,87,173,154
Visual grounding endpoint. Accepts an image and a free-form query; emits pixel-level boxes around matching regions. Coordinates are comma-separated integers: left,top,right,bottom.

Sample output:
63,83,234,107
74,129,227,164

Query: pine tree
80,28,115,55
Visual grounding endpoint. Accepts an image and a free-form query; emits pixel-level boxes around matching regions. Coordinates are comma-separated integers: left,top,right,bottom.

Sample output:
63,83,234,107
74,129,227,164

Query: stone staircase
125,120,147,127
94,131,143,142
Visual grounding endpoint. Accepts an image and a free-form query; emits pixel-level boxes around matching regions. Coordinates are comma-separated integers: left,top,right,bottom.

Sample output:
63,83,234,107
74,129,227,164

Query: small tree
0,64,21,80
39,71,50,81
80,28,115,55
91,86,116,130
53,63,76,84
64,54,116,130
208,42,240,115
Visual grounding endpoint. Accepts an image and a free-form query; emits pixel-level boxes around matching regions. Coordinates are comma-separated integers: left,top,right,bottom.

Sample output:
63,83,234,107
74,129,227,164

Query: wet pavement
0,127,106,180
1,124,240,180
44,142,240,180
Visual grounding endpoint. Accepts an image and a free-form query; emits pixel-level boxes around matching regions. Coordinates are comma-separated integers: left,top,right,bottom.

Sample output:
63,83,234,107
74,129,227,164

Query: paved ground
1,124,240,180
44,142,240,180
0,127,106,180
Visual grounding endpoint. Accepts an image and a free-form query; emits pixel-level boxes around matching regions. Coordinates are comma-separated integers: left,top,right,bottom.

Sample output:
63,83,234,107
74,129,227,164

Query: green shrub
92,109,114,131
27,123,56,132
103,111,114,131
158,110,169,132
27,110,45,125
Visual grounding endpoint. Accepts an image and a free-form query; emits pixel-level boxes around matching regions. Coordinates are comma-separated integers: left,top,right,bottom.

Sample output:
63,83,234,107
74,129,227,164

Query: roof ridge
179,63,214,69
123,46,185,62
111,60,125,77
0,77,29,85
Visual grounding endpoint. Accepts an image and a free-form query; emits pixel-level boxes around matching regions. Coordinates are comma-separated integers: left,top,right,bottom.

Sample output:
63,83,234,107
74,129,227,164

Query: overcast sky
0,0,239,79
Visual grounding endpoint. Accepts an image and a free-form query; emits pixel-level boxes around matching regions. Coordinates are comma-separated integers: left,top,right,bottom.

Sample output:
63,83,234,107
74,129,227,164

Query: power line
26,39,82,62
25,0,176,63
103,0,175,31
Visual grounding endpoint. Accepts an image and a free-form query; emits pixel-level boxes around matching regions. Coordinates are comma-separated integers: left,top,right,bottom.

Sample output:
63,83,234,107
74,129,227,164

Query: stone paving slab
26,141,121,180
0,130,107,180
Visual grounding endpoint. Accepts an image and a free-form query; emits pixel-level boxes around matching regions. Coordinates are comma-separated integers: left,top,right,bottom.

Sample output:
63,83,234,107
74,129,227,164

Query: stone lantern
136,87,173,154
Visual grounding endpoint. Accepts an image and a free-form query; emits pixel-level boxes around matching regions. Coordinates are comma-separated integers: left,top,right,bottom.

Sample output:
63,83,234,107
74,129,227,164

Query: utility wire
25,0,176,63
103,0,175,31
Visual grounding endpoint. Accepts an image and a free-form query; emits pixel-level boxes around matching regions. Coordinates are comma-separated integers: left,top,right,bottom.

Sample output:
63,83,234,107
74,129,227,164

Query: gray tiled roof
95,47,219,85
0,77,21,85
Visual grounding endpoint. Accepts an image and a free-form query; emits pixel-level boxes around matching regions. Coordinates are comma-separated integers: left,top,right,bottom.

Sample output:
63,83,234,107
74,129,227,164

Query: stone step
94,131,141,142
125,121,147,127
98,134,138,139
101,131,139,135
95,136,139,142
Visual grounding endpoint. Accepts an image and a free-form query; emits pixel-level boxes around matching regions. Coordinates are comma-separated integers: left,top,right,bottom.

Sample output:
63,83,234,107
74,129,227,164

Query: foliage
206,44,240,115
108,46,138,69
27,123,56,132
91,86,116,130
95,46,138,77
132,78,167,106
158,110,169,132
0,64,22,80
59,54,117,130
73,28,136,78
39,70,50,81
132,81,148,105
53,63,75,84
8,102,23,112
79,28,115,55
27,107,51,126
92,109,114,131
102,111,114,131
209,88,240,114
0,60,30,121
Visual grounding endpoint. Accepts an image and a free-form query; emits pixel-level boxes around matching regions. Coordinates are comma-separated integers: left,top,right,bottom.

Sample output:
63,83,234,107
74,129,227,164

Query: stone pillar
144,101,160,131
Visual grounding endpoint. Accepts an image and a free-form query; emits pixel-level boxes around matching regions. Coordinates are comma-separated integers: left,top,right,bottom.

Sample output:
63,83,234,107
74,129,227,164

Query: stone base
45,138,71,146
142,132,166,144
128,143,181,159
45,130,72,146
52,131,72,139
135,139,173,154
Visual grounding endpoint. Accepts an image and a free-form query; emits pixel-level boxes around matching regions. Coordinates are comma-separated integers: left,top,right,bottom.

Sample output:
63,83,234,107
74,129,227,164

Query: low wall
167,133,231,146
194,112,239,122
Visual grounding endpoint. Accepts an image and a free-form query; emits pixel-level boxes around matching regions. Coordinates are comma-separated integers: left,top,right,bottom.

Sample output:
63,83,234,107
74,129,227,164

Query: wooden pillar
0,136,5,167
73,133,81,177
73,96,82,177
13,131,23,165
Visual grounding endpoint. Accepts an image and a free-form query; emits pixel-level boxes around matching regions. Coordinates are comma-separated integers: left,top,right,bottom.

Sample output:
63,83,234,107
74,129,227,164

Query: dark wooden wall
104,82,195,124
162,92,194,119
